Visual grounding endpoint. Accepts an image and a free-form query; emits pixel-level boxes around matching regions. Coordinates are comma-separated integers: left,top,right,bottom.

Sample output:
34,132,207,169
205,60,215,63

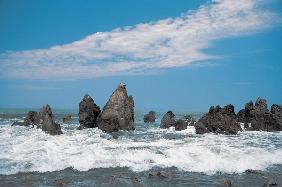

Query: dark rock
40,105,62,135
96,83,135,133
11,111,39,127
11,121,26,126
148,172,168,179
143,111,156,123
237,98,282,131
195,104,241,135
160,111,176,129
175,119,188,131
224,179,232,187
77,94,101,130
62,115,72,124
263,180,277,187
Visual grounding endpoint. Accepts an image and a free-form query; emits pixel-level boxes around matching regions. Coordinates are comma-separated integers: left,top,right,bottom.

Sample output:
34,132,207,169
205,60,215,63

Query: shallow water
0,109,282,186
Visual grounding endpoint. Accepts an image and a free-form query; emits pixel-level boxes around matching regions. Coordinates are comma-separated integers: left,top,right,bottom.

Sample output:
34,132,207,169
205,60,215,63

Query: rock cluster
77,94,101,130
160,111,190,131
195,104,241,135
96,83,135,133
237,98,282,131
12,104,62,135
143,111,156,123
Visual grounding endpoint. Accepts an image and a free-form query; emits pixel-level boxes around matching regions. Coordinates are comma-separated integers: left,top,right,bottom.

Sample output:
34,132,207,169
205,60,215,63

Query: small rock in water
143,111,156,123
263,179,277,187
62,114,72,124
160,111,176,129
224,179,232,187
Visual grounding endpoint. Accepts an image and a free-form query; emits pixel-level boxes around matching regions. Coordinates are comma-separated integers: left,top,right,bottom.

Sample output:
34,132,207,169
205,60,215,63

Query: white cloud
0,0,279,80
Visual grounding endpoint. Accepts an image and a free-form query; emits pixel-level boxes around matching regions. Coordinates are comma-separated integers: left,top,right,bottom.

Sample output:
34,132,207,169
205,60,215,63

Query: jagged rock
237,98,282,131
96,83,135,133
143,111,156,123
195,104,241,135
40,105,62,135
12,105,62,135
63,115,72,124
160,111,176,129
12,111,39,127
77,94,101,130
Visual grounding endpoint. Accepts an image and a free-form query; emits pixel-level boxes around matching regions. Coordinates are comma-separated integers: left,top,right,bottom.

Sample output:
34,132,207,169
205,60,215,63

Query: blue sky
0,0,282,112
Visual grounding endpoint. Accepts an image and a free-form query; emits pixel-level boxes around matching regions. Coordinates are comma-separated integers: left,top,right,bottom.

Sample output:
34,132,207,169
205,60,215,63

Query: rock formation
143,111,156,123
12,104,62,135
77,94,101,130
237,98,282,131
96,83,135,133
160,111,176,129
195,104,242,135
40,105,62,135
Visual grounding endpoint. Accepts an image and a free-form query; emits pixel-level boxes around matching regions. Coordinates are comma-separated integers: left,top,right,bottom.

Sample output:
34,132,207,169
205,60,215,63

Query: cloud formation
0,0,279,80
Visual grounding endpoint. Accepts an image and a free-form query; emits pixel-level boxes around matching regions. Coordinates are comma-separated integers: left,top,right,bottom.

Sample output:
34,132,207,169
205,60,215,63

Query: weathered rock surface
77,94,101,130
143,111,156,123
160,111,176,129
195,104,242,135
183,115,196,126
12,105,62,135
63,114,72,124
237,98,282,131
174,119,188,131
96,83,135,133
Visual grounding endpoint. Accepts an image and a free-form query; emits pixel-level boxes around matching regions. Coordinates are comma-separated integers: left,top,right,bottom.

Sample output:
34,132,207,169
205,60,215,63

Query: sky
0,0,282,112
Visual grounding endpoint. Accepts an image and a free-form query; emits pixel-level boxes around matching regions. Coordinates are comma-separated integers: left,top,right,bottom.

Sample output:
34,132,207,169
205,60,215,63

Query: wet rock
77,94,101,130
175,119,188,131
62,115,72,124
40,105,62,135
195,104,241,135
263,180,277,187
148,172,168,179
143,111,156,123
224,179,232,187
96,83,135,133
160,111,176,129
12,111,39,127
237,98,282,131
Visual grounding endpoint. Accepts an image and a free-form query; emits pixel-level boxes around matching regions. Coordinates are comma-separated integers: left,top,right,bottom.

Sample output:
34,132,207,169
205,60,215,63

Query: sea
0,108,282,187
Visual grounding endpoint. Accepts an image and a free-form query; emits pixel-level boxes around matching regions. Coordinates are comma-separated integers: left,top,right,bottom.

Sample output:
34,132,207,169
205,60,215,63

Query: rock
195,104,241,135
40,105,62,135
237,98,282,131
160,111,176,129
263,180,277,187
77,94,101,130
175,119,188,131
96,83,135,133
62,115,72,124
143,111,156,123
148,171,168,179
11,111,39,127
224,179,232,187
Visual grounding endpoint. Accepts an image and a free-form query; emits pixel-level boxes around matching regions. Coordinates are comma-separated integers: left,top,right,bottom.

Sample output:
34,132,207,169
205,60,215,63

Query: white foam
0,124,282,175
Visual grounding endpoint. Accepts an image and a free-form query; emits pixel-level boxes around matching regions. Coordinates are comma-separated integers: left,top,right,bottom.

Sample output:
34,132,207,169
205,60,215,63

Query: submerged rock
143,111,156,123
195,104,241,135
160,111,176,129
12,105,62,135
96,83,135,133
62,114,72,124
237,98,282,131
77,94,101,130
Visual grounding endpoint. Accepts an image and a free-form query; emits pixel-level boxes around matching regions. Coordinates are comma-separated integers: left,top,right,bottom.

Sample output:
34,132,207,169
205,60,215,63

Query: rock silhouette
77,94,101,130
96,83,135,133
195,104,241,135
160,111,176,129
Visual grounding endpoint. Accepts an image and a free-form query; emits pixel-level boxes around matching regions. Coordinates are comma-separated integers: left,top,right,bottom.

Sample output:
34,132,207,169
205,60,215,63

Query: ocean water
0,109,282,187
